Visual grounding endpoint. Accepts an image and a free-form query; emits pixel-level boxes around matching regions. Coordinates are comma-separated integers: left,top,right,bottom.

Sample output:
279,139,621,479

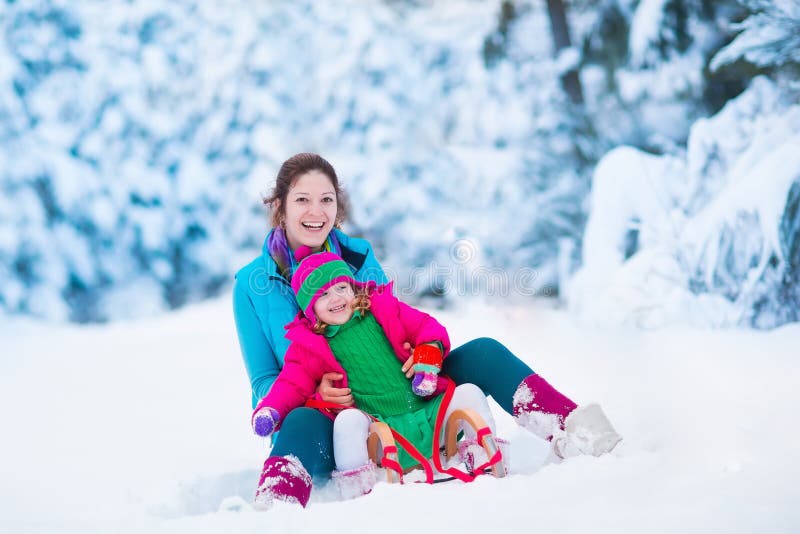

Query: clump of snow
512,380,535,408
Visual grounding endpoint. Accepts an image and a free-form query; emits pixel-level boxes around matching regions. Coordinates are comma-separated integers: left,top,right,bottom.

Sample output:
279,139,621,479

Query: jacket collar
284,314,327,350
260,228,370,286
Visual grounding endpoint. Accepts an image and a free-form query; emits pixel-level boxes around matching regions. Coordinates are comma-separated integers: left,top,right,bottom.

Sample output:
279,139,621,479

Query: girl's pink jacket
253,282,450,427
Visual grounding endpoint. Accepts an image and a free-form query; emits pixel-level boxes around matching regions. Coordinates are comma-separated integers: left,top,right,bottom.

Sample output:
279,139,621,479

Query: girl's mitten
411,344,443,397
252,407,281,437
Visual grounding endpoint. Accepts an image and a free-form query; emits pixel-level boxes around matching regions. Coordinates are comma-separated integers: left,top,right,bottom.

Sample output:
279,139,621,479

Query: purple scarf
267,227,342,280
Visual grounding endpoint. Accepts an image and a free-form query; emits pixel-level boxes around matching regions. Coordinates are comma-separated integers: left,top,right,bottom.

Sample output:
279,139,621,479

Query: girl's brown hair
264,153,350,228
312,285,371,335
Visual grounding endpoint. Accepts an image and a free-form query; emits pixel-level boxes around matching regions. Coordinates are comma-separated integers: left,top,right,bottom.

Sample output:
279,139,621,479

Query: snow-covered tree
567,77,800,329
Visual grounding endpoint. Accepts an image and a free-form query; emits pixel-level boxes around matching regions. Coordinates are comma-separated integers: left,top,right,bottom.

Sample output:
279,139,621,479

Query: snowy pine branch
711,0,800,71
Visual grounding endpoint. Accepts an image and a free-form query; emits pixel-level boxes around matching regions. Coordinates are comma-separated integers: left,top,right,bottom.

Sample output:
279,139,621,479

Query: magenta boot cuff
254,455,312,509
512,374,578,440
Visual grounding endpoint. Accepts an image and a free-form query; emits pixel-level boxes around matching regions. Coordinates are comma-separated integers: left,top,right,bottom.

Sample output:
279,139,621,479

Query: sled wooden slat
367,421,401,483
444,408,507,478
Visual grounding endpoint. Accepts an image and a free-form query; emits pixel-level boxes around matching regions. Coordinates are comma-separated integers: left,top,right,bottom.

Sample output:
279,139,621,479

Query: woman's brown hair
264,153,350,228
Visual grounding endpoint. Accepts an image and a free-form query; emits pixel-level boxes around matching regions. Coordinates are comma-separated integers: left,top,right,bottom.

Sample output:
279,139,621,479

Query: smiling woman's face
283,170,338,251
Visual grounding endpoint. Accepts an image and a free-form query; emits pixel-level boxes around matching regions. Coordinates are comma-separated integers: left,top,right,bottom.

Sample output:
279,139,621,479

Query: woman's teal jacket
233,229,388,408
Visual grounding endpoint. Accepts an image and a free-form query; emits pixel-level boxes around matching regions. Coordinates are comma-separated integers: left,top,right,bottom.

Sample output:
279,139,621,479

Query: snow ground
1,297,798,533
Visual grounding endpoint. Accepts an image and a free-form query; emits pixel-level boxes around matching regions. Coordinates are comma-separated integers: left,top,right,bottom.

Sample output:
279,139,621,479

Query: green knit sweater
327,312,444,469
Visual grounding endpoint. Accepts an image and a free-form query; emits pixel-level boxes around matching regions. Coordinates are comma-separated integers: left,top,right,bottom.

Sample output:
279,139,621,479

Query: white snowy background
1,0,799,532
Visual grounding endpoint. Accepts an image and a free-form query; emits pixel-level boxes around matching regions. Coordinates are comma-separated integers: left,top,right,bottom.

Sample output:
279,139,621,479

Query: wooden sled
367,408,507,482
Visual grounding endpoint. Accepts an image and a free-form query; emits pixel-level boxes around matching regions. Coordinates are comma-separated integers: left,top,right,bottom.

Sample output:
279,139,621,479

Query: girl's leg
332,409,372,471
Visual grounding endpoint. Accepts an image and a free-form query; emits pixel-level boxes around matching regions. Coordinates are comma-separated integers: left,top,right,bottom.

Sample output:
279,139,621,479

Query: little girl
250,251,500,508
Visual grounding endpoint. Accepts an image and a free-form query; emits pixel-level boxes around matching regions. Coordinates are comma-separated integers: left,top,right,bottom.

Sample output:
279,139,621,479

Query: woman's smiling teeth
329,303,346,313
302,222,325,229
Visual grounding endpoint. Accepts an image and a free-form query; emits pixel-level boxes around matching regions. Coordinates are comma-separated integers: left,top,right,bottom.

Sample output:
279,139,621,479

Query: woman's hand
401,342,415,378
317,372,354,406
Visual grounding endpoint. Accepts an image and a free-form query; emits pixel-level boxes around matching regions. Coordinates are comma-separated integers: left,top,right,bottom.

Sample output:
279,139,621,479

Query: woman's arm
233,277,282,407
355,245,390,285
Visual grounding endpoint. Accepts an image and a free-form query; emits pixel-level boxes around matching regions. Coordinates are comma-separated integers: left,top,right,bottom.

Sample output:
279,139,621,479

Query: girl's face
313,281,355,325
282,170,338,252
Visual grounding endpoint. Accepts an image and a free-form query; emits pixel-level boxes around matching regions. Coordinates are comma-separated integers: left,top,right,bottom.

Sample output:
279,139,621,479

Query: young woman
233,153,620,505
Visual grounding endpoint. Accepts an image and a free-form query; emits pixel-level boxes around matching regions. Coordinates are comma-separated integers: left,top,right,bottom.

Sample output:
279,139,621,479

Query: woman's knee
453,337,510,363
466,337,506,350
446,337,512,375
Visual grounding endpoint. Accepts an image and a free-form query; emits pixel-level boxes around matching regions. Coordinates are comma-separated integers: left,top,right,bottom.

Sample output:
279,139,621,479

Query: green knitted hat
291,252,356,322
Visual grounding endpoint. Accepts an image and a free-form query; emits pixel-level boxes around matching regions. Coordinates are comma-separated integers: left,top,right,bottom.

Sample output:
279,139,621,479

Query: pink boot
512,374,578,441
331,462,378,500
254,455,312,510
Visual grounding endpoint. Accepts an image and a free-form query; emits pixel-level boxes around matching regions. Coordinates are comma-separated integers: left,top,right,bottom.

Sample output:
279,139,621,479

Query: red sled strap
378,445,404,481
304,398,346,411
388,429,435,484
470,426,503,475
